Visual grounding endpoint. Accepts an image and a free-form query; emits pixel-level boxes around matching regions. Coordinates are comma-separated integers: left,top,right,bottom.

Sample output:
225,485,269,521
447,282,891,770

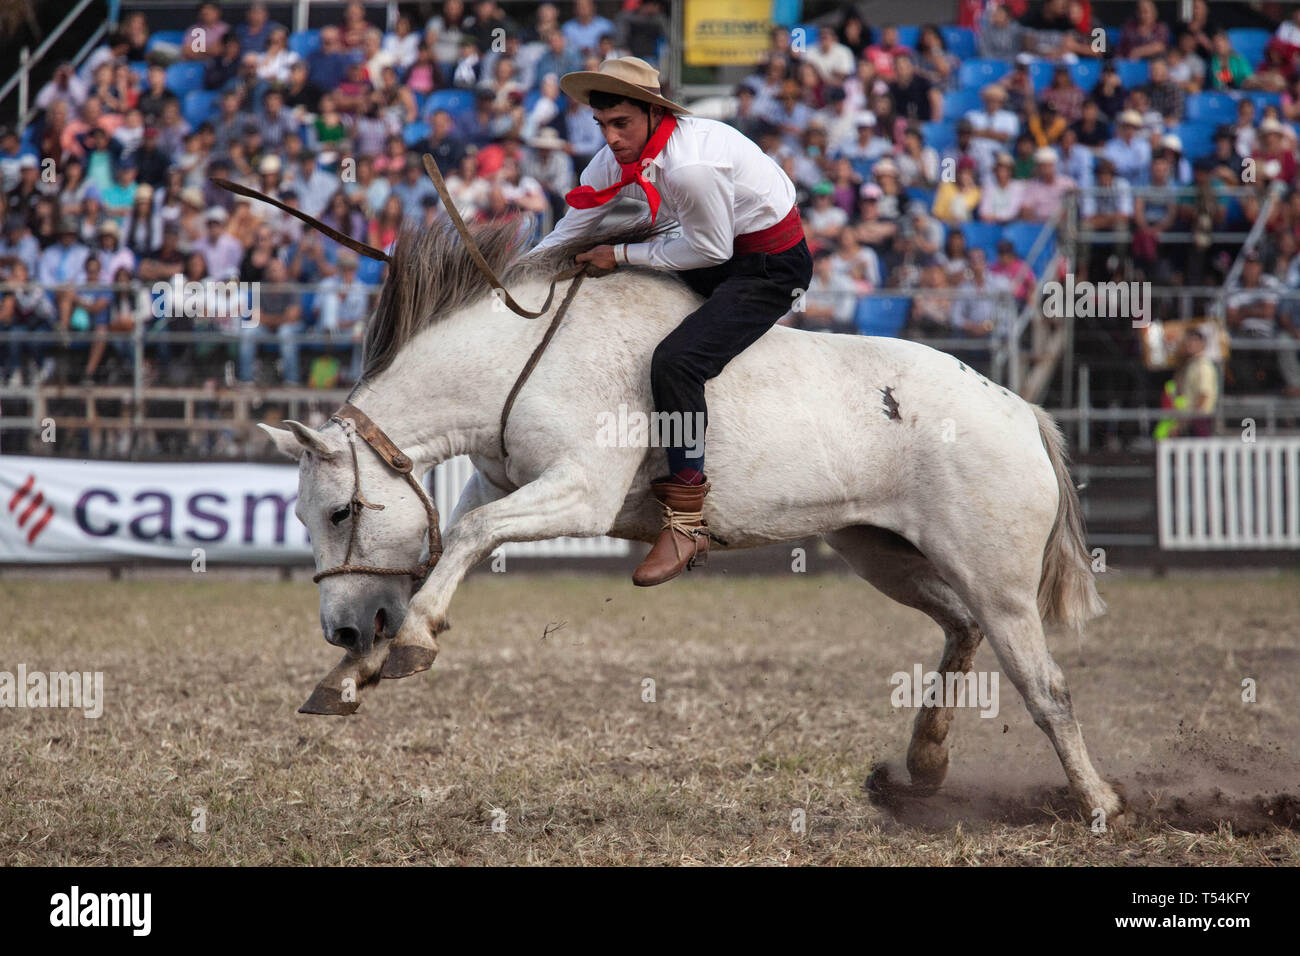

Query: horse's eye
330,506,352,526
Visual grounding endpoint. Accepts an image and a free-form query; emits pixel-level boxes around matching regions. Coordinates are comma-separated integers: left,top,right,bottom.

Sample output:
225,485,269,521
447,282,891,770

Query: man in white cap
965,84,1020,182
1103,109,1153,186
526,55,812,586
1019,146,1077,222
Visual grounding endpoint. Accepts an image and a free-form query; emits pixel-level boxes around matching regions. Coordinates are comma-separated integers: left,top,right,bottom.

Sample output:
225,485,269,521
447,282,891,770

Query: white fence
432,456,631,559
1157,438,1300,550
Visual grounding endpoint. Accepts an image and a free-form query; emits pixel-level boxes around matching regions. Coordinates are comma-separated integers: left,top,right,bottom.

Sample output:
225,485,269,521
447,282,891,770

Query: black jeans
652,238,813,477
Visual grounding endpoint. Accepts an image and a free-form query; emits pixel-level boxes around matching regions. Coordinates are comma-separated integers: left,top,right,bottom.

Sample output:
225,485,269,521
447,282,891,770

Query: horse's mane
359,215,679,382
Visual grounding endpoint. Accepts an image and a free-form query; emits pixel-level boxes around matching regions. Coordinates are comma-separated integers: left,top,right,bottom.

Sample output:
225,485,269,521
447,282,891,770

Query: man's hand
576,244,617,271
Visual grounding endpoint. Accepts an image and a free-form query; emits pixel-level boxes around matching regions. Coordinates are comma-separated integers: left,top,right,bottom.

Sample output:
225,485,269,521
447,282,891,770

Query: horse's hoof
298,684,360,716
381,643,437,679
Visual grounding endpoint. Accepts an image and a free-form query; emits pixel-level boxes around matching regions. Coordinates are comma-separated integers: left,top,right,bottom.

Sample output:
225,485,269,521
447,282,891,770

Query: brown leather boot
632,477,712,587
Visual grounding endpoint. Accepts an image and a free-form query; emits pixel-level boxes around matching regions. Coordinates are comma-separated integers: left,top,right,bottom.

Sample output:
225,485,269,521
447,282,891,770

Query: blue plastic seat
165,61,206,96
128,61,149,84
1003,221,1055,274
1115,60,1149,88
289,29,321,58
402,120,430,146
939,26,976,60
1244,90,1282,113
1185,91,1238,124
357,259,384,285
146,30,186,51
1168,121,1216,160
958,58,1011,88
922,120,956,152
850,158,876,182
943,88,984,118
182,89,220,128
1028,61,1057,94
793,23,819,47
854,296,911,337
1069,59,1101,92
892,26,922,49
961,222,1003,256
1227,28,1271,67
423,87,476,118
906,186,936,209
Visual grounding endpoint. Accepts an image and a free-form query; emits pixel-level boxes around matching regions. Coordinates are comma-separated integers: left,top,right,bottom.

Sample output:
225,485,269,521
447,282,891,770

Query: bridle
224,154,616,583
311,402,443,584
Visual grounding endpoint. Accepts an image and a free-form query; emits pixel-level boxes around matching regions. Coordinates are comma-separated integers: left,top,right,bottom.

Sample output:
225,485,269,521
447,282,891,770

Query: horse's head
260,419,430,657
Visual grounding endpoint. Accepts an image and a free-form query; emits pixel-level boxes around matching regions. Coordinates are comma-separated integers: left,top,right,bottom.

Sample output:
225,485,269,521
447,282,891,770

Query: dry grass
1,569,1297,865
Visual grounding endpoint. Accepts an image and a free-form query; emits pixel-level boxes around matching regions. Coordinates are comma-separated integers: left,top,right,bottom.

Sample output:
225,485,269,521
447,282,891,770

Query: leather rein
308,154,606,583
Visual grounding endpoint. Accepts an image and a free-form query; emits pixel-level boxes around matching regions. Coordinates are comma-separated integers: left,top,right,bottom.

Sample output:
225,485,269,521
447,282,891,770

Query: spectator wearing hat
0,214,39,274
1018,146,1076,222
966,84,1019,183
870,157,907,222
193,207,242,279
832,112,891,163
790,248,856,334
1103,110,1153,186
933,156,982,225
1252,117,1298,184
522,127,575,220
1225,250,1289,392
95,219,136,279
855,182,896,248
806,181,847,242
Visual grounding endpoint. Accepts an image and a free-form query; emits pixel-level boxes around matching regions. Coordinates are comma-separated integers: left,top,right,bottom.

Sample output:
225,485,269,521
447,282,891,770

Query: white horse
260,218,1121,820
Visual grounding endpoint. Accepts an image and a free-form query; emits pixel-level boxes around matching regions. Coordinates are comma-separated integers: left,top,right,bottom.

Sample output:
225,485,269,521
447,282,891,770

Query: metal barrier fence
1156,436,1300,549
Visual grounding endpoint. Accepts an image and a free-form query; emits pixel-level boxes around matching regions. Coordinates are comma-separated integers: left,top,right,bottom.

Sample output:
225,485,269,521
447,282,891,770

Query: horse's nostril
330,626,361,650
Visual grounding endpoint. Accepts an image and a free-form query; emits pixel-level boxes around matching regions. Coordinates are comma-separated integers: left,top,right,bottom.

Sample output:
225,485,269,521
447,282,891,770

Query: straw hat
526,127,568,150
560,56,691,115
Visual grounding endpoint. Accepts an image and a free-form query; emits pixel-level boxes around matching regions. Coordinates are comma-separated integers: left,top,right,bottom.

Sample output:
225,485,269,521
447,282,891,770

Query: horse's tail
1032,404,1106,635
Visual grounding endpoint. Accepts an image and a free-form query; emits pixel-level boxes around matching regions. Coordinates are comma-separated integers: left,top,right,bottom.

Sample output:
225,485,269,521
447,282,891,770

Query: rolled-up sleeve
624,162,734,270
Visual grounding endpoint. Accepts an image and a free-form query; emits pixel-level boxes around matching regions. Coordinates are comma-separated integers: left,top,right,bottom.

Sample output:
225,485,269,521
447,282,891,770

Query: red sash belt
733,205,804,255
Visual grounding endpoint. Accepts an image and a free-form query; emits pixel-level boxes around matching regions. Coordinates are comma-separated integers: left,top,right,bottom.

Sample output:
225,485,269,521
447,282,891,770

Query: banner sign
0,456,310,564
684,0,774,66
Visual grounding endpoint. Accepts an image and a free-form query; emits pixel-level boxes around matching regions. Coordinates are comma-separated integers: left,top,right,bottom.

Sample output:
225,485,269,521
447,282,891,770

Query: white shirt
530,116,797,270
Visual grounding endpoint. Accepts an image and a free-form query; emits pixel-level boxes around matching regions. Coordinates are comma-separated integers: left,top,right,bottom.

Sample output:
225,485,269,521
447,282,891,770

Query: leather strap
337,401,412,472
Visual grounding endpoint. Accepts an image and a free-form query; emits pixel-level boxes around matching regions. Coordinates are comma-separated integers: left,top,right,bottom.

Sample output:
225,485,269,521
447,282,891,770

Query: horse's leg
934,553,1122,821
299,635,393,715
383,468,509,678
822,525,983,791
389,460,623,661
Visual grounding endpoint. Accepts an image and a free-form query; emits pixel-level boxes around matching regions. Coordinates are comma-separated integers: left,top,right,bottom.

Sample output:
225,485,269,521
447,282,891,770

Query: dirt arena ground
1,569,1297,865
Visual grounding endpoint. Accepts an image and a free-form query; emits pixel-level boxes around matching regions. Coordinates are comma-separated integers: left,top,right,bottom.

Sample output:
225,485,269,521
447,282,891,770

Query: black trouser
652,238,813,477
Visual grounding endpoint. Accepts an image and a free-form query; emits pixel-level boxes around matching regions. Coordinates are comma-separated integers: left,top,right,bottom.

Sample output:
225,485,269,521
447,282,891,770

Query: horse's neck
348,302,533,470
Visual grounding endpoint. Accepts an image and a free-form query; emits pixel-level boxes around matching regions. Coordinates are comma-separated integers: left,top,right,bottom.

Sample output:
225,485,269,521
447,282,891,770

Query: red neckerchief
564,111,678,224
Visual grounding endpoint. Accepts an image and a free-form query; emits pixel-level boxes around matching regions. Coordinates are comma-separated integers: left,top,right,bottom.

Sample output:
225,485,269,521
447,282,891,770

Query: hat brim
560,71,691,115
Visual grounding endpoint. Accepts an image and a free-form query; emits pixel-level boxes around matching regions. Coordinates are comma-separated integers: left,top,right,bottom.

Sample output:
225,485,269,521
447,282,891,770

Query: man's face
593,102,653,164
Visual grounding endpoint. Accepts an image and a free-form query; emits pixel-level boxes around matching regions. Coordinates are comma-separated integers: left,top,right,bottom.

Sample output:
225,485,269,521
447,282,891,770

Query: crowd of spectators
2,0,1299,414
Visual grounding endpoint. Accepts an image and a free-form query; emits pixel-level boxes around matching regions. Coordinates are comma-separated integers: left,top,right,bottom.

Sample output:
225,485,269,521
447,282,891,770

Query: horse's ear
258,422,305,460
258,421,336,460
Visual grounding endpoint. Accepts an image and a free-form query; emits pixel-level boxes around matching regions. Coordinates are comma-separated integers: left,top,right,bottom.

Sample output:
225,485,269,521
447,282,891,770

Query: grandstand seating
854,295,911,337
